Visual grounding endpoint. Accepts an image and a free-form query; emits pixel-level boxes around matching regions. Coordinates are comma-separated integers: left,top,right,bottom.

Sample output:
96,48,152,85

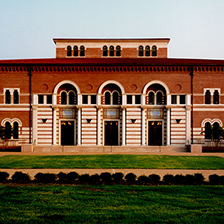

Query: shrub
100,172,112,183
138,175,150,185
209,174,220,184
185,174,195,185
67,172,79,182
34,173,57,183
163,174,174,184
0,171,9,182
57,172,68,183
220,176,224,185
194,173,205,184
149,174,160,184
79,174,90,184
125,173,136,184
112,172,124,183
90,174,101,184
173,175,186,185
11,171,30,183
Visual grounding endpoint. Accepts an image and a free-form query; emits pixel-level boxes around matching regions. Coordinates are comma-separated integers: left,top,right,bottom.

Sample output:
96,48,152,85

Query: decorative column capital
141,106,147,111
76,105,82,111
165,105,171,111
32,105,38,110
51,105,58,110
96,106,103,110
185,105,191,111
120,105,126,111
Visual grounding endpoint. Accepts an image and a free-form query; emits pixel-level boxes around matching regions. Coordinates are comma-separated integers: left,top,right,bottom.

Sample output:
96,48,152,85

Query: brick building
1,38,224,152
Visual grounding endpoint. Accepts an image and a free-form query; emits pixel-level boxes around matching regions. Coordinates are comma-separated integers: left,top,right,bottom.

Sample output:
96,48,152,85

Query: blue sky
0,0,224,59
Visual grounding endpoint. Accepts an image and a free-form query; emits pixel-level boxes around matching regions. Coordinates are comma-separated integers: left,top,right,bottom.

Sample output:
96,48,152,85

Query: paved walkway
1,151,224,181
0,168,224,181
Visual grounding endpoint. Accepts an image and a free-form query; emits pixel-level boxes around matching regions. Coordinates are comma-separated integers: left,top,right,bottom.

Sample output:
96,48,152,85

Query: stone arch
53,80,80,94
201,118,223,127
98,80,125,94
142,80,170,95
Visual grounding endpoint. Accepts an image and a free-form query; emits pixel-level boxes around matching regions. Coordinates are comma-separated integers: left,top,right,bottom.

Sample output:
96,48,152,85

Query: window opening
171,95,177,104
5,90,11,104
152,45,157,56
135,95,141,104
213,122,220,140
13,122,19,139
180,95,185,104
47,95,52,104
148,92,154,105
80,46,85,57
5,122,11,139
13,90,19,104
205,122,212,139
103,46,108,57
69,92,75,105
109,46,114,57
156,92,163,105
73,46,78,56
38,95,44,104
205,90,211,104
105,92,111,105
139,46,143,57
127,95,132,104
61,92,67,105
145,45,150,56
82,95,88,104
91,95,96,104
213,90,219,104
113,92,119,105
67,46,72,57
116,46,121,56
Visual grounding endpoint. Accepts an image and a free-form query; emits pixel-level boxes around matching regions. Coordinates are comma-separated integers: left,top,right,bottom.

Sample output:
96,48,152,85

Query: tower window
213,90,219,104
103,46,108,57
109,46,114,57
116,46,121,57
67,46,72,57
13,90,19,104
145,45,150,56
73,46,78,57
205,90,211,104
13,122,19,139
152,45,157,56
5,90,11,104
139,46,143,57
80,46,85,57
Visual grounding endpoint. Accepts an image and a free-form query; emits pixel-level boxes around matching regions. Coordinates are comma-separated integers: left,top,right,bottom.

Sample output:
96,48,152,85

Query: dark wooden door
105,121,118,145
61,121,75,145
148,121,162,146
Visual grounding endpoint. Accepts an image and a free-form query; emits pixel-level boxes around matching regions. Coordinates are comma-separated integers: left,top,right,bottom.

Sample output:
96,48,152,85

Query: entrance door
148,121,162,146
61,121,75,145
104,121,118,145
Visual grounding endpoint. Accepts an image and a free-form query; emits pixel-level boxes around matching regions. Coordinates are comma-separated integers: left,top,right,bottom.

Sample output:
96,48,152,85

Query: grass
0,155,224,169
0,184,223,224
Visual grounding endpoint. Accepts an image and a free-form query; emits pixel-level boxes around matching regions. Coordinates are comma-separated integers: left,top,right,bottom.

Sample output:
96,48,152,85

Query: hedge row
0,171,224,185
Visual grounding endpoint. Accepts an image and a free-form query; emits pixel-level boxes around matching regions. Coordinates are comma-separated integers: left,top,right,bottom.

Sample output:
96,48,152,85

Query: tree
0,125,14,149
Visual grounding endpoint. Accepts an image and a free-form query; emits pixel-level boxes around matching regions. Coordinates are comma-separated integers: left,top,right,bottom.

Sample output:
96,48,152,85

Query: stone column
121,107,126,146
97,106,102,145
51,105,58,145
77,106,82,145
166,106,171,145
32,105,38,145
186,105,191,145
141,107,146,146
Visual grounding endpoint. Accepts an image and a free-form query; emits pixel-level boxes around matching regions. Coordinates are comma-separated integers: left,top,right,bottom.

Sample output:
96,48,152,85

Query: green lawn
0,155,224,169
0,185,223,224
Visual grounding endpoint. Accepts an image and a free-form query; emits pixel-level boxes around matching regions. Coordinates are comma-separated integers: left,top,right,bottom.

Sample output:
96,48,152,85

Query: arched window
148,92,154,105
213,90,219,104
67,46,72,57
145,45,150,56
80,45,85,57
112,92,118,105
116,46,121,57
205,90,211,104
109,46,114,57
69,92,75,105
139,46,143,57
205,122,212,139
5,122,11,139
156,92,163,105
103,46,107,57
105,92,111,105
213,122,220,140
73,46,78,57
13,122,19,139
61,92,67,105
152,45,157,56
5,90,11,104
13,90,19,104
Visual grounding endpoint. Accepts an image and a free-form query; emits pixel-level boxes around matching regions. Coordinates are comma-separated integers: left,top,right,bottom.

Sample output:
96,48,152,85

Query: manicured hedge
1,171,224,185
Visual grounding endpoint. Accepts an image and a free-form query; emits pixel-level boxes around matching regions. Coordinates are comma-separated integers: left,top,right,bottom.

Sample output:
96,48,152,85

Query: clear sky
1,0,224,59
